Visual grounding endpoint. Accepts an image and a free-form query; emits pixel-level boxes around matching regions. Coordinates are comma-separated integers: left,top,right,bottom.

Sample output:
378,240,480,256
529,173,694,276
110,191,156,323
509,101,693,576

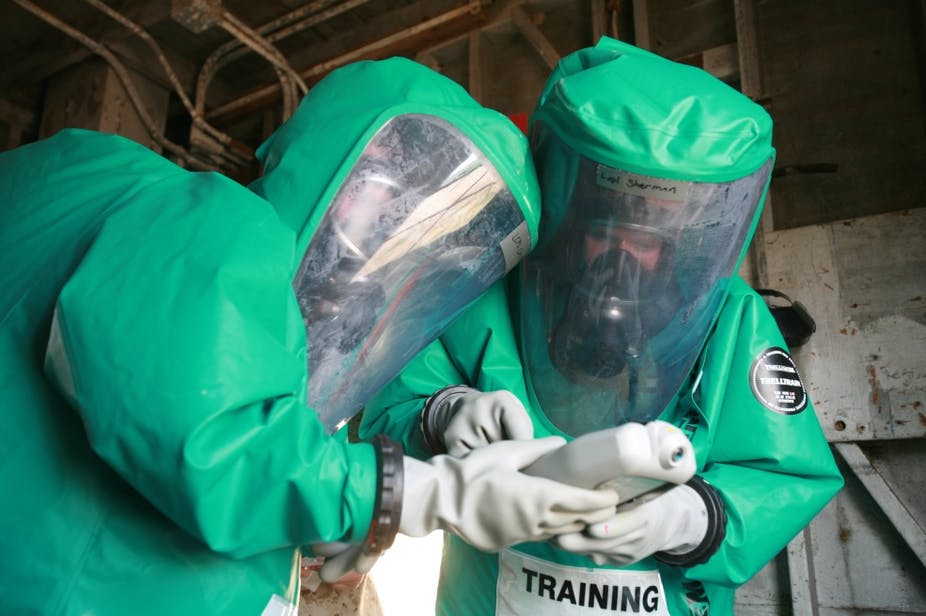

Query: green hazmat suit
0,57,539,615
361,39,844,615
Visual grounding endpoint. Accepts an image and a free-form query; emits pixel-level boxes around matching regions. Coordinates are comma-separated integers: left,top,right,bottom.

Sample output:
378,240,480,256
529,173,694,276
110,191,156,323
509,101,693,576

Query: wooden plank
38,58,168,153
414,51,442,72
835,443,926,567
761,210,926,442
785,529,818,616
207,3,485,123
510,5,560,70
0,0,172,89
631,0,652,49
0,98,34,150
468,30,483,102
591,0,608,43
734,0,763,98
675,43,739,81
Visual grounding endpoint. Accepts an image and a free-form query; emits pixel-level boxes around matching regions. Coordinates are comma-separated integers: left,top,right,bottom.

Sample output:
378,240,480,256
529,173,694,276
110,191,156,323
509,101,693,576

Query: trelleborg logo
749,347,808,414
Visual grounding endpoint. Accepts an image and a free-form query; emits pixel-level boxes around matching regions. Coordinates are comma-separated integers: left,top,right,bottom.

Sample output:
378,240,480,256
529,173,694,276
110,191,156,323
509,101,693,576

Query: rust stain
909,296,923,302
914,401,923,410
919,412,926,427
840,328,848,335
868,366,880,406
824,283,834,291
839,527,851,542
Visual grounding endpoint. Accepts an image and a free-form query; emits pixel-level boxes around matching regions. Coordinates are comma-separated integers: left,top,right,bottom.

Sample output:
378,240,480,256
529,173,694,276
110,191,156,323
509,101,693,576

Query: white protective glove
313,541,378,584
317,436,620,580
553,476,725,567
400,437,620,551
420,386,534,456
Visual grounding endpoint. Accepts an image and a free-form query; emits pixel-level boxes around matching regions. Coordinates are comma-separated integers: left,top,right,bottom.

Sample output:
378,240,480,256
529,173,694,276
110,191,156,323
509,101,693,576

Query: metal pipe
214,9,310,119
193,0,373,121
207,1,484,122
218,9,307,95
80,0,245,156
9,0,215,170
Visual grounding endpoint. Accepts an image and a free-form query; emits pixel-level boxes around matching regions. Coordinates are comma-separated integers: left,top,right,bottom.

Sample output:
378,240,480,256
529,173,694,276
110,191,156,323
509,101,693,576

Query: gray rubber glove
553,476,726,567
312,541,379,584
399,437,620,551
420,386,535,456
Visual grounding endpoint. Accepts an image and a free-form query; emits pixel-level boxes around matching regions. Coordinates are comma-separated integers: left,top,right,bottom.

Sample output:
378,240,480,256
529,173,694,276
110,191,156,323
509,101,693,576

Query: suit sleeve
45,171,377,558
683,277,844,587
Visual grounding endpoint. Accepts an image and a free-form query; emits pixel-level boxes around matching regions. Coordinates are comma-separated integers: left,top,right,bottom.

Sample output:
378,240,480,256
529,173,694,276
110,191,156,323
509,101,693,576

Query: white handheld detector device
522,421,696,502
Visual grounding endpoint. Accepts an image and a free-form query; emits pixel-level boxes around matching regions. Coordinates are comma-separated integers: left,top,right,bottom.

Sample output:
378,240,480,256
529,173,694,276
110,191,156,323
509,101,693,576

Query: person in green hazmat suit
360,38,845,615
0,57,623,615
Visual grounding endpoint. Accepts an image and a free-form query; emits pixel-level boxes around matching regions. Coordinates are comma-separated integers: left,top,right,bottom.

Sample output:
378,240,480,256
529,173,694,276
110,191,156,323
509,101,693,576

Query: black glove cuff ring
363,434,404,556
654,475,727,567
419,385,474,455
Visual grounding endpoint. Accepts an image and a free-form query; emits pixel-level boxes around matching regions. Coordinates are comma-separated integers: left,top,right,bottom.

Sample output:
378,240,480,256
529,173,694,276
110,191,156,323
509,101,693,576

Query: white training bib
496,549,669,616
261,594,297,616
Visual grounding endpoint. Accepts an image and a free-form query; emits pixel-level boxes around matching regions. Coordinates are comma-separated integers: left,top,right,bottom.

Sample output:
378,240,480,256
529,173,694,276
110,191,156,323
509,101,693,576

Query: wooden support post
631,0,652,49
591,0,608,44
734,0,763,99
511,5,559,71
835,443,926,568
0,98,35,150
38,57,168,152
469,30,483,102
732,0,769,277
414,51,441,73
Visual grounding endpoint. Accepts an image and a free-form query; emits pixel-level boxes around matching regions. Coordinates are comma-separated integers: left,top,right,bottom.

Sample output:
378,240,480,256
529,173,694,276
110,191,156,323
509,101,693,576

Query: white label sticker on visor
501,220,531,272
496,549,669,615
595,166,690,202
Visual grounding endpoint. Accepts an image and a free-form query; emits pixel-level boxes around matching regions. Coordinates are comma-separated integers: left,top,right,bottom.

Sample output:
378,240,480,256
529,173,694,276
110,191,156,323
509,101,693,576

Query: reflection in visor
332,164,403,259
293,114,529,433
552,246,679,382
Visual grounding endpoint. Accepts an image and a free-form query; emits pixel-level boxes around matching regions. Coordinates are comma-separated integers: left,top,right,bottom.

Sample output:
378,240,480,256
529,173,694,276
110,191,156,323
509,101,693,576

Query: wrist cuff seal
419,385,475,455
363,434,404,556
655,475,726,567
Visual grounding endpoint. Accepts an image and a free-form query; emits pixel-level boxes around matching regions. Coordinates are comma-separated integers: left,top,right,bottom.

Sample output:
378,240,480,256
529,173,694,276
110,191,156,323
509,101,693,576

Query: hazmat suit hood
251,58,540,432
520,38,775,436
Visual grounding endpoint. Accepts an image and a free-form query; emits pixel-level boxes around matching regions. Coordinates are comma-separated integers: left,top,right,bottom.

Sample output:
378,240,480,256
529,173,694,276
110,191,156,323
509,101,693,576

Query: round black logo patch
749,347,807,414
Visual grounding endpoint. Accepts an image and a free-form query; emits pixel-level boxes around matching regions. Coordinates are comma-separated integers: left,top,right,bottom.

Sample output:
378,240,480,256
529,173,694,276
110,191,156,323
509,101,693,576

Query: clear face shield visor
520,155,773,437
295,114,531,433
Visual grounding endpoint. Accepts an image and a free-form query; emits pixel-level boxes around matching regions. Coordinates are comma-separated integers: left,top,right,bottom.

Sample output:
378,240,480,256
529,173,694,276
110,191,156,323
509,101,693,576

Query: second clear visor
520,155,773,436
295,114,530,433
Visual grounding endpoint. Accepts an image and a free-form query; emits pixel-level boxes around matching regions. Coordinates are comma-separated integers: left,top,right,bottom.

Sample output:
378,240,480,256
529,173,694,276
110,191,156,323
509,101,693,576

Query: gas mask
551,241,680,382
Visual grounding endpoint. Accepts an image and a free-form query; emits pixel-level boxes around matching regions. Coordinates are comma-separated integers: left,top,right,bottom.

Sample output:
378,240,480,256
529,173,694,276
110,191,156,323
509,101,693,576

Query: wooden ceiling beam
206,1,487,124
510,5,560,71
0,0,173,89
